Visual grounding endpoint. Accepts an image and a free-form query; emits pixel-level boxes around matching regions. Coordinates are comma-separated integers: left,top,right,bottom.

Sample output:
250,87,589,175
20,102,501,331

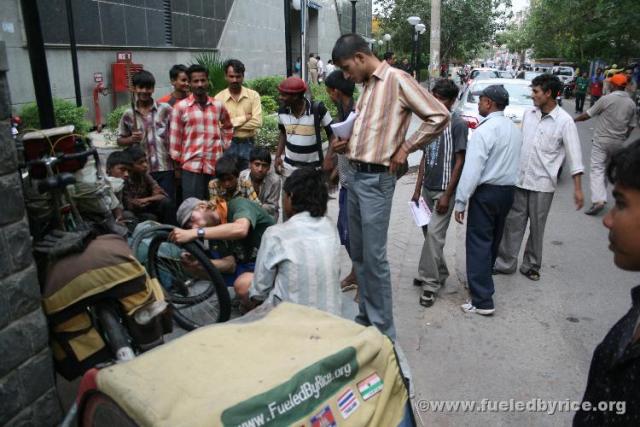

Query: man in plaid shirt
170,64,234,200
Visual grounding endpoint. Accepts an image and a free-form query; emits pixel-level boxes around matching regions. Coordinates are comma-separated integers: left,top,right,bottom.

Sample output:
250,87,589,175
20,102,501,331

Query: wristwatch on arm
197,227,205,241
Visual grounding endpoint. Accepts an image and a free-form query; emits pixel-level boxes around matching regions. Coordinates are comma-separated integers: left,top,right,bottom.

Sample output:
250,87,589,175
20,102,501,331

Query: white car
454,78,534,137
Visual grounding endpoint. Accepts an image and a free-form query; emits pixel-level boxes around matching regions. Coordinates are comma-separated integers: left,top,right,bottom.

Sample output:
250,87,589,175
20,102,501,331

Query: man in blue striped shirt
454,85,522,316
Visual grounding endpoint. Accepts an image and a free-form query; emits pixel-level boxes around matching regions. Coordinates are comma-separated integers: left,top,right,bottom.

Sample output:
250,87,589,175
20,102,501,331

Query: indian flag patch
357,372,383,401
336,387,360,419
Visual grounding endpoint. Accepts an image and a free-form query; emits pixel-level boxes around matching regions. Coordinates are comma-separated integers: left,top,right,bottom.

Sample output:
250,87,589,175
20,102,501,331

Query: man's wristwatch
197,227,205,241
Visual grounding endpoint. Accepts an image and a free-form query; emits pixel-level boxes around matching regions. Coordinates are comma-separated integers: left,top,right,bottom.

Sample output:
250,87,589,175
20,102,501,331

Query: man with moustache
215,59,263,171
170,64,234,201
494,74,584,282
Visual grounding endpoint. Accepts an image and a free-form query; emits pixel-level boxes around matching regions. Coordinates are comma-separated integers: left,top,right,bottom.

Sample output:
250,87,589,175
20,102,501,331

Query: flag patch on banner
357,372,383,401
310,406,336,427
336,387,360,419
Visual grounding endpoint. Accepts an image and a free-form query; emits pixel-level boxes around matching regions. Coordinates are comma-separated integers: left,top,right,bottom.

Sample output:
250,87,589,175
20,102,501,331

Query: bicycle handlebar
26,148,98,168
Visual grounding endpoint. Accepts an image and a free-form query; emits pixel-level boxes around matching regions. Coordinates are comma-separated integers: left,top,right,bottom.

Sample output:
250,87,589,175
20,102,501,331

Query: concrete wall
217,0,286,78
0,41,62,427
1,0,365,123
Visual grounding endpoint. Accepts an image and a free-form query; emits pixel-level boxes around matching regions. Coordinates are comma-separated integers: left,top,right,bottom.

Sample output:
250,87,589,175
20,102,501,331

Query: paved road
333,98,639,426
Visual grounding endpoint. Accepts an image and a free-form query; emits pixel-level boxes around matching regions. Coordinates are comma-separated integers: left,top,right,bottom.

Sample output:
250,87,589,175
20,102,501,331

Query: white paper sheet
330,111,357,139
408,197,432,227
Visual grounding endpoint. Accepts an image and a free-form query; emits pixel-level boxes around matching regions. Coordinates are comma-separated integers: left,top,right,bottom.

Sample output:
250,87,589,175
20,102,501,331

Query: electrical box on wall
111,62,143,92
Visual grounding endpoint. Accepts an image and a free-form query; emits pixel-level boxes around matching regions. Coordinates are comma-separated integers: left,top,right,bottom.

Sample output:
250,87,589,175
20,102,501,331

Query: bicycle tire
130,224,174,262
146,230,231,326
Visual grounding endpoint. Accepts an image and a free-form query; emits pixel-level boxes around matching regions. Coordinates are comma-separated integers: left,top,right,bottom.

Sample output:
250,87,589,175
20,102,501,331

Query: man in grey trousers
412,79,467,307
494,74,584,281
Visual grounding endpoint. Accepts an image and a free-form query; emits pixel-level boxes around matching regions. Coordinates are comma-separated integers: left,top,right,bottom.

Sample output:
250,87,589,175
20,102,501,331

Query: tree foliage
374,0,512,63
523,0,640,64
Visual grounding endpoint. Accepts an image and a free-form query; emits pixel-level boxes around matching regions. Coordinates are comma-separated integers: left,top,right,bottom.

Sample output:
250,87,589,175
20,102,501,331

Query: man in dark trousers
454,85,522,315
574,138,640,426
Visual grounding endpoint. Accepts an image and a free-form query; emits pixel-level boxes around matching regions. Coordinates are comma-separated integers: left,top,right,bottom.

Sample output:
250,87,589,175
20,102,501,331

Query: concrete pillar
0,41,62,426
429,0,441,87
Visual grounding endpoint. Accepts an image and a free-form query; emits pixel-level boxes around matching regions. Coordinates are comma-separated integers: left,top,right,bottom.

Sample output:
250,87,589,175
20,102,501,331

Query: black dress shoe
585,203,605,216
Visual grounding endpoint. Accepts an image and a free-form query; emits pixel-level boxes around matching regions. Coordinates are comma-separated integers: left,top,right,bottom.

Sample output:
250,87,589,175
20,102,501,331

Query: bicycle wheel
146,230,231,328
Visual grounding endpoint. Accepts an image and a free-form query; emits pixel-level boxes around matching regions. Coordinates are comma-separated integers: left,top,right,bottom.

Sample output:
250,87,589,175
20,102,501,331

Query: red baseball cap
278,76,308,94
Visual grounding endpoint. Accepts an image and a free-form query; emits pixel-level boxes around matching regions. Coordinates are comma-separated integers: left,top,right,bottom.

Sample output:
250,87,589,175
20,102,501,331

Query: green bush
192,52,227,97
309,83,338,118
256,114,280,151
106,105,128,131
246,76,284,99
19,98,91,134
260,95,279,114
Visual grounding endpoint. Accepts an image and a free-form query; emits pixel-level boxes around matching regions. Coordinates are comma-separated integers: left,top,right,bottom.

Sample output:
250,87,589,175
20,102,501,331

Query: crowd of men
100,32,639,423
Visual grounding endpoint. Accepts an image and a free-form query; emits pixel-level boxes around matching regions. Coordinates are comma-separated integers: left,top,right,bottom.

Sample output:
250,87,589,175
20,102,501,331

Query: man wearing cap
494,74,584,282
169,196,275,287
454,84,522,315
274,76,334,178
331,34,449,339
575,73,637,215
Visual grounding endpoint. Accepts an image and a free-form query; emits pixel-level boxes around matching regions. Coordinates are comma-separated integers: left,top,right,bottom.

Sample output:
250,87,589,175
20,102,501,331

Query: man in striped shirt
412,79,467,308
331,34,449,339
274,76,333,178
169,64,234,201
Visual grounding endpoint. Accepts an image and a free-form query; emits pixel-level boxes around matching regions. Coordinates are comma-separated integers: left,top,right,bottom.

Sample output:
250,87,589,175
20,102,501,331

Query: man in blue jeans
454,85,522,315
330,34,449,339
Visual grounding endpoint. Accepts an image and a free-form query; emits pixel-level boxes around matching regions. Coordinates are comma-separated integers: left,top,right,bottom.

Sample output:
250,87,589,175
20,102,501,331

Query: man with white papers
412,79,467,308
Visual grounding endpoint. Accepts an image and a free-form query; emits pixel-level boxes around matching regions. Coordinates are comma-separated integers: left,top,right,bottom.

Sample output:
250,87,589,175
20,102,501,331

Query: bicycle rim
146,231,231,327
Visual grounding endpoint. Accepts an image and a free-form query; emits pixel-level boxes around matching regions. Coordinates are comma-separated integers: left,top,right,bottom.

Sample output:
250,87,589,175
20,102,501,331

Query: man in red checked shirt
170,64,234,201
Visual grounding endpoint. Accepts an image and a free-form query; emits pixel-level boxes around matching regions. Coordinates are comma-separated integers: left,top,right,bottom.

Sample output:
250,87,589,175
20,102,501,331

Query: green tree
375,0,512,63
525,0,640,64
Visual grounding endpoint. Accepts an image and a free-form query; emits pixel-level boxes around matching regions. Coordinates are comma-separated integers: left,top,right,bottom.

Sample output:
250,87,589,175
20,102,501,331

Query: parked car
552,66,576,84
454,78,534,136
460,68,501,98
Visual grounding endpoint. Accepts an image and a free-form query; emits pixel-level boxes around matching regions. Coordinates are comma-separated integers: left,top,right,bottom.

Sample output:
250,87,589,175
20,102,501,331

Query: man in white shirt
494,74,584,281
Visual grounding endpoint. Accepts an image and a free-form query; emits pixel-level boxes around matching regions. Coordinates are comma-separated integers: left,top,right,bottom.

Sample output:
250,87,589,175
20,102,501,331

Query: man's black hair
432,78,459,101
169,64,188,81
106,150,132,171
282,167,328,217
607,138,640,190
309,53,315,58
332,34,372,63
187,64,208,79
249,146,272,165
124,145,146,162
531,73,563,98
223,59,245,75
383,51,394,61
215,154,240,178
132,70,155,88
324,70,355,97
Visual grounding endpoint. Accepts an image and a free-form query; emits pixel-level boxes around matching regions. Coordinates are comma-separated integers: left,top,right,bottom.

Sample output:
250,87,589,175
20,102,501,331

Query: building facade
1,0,371,123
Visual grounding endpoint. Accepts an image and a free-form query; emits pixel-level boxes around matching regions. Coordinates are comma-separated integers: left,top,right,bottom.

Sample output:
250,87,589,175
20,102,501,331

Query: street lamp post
383,33,391,51
415,23,426,81
406,16,421,76
350,0,357,33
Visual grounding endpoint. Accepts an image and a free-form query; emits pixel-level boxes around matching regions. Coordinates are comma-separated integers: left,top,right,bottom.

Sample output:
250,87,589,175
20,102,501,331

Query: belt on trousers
349,160,389,173
284,157,321,168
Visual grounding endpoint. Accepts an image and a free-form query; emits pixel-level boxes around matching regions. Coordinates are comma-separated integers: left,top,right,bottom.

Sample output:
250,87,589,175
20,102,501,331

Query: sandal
340,279,357,292
419,290,435,307
520,269,540,281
